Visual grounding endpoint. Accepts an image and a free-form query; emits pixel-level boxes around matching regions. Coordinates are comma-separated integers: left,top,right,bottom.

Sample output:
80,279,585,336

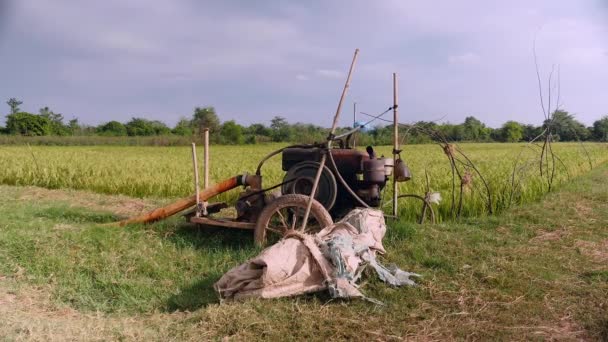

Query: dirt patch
529,314,587,340
573,200,594,218
575,239,608,264
18,187,165,218
530,228,571,243
52,223,78,231
0,279,187,341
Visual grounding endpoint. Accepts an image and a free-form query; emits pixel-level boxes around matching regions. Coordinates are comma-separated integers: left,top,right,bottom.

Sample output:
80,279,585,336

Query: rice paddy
0,142,606,222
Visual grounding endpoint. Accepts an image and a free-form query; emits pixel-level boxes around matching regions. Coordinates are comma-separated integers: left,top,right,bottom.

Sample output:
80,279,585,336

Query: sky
0,0,607,128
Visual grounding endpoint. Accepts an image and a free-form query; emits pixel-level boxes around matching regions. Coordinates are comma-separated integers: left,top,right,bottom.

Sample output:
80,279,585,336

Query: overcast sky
0,0,606,128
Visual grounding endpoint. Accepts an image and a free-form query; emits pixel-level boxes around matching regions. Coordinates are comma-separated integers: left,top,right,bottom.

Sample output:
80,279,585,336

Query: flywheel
281,161,337,211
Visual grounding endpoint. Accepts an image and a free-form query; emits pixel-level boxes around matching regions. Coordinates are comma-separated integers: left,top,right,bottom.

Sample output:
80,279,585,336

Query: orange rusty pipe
115,175,249,226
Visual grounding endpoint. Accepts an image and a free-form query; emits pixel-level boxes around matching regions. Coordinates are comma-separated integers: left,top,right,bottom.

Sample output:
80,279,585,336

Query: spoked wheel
254,194,333,247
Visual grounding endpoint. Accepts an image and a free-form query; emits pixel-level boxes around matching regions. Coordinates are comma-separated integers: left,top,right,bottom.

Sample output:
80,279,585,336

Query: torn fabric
214,208,420,302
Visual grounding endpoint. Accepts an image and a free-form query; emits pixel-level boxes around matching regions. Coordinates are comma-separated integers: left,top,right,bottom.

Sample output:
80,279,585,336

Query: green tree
5,112,51,136
192,107,220,135
500,121,523,142
270,116,288,130
220,120,244,144
522,124,543,141
172,117,193,136
543,110,589,141
243,123,271,144
270,116,292,142
246,123,271,137
125,118,156,136
148,120,171,135
437,123,465,141
592,116,608,142
39,107,69,135
123,118,170,136
463,116,484,141
97,121,127,136
6,98,23,114
68,118,80,135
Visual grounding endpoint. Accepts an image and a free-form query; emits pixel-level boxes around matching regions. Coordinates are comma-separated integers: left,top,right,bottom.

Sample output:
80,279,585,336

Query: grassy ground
0,165,607,340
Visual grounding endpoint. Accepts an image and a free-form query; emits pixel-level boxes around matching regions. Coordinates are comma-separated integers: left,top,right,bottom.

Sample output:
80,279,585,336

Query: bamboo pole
203,128,210,215
191,143,201,217
203,128,209,189
300,49,359,230
392,73,399,218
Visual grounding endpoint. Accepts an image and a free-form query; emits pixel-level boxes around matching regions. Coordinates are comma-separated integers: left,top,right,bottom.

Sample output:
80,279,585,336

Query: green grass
0,164,607,340
1,142,606,222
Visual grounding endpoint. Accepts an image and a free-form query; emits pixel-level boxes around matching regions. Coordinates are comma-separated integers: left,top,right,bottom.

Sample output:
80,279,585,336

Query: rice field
0,142,606,222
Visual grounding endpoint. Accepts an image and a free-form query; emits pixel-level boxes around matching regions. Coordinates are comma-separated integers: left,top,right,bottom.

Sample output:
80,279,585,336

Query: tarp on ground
214,208,419,302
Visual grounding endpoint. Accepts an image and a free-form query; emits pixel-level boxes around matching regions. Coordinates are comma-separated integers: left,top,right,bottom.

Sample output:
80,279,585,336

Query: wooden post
203,128,210,189
191,143,201,217
203,128,210,215
392,73,399,218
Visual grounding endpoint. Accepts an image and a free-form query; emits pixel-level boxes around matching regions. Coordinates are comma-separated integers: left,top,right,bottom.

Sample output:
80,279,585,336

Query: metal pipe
392,73,399,218
334,106,393,140
255,144,317,176
333,126,362,140
115,175,248,226
301,48,359,230
191,143,201,217
353,102,357,148
327,149,370,208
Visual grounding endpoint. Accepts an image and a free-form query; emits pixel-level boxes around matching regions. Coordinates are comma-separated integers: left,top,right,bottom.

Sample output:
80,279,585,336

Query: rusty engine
280,145,393,217
234,144,407,223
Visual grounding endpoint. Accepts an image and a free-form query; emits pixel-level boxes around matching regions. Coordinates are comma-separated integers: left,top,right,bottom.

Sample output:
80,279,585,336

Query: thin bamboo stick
392,73,399,218
300,48,359,230
203,128,210,215
192,143,201,217
203,128,209,189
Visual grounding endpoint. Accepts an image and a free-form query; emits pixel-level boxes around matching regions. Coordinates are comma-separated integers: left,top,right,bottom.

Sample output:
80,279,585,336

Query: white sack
214,208,419,301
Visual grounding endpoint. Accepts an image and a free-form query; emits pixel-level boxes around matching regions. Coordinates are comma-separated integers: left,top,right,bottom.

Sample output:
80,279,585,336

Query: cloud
0,0,607,128
295,74,310,81
315,69,344,79
448,53,481,65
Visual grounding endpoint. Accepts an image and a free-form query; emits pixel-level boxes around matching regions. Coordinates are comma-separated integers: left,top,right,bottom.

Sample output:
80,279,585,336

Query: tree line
2,98,608,144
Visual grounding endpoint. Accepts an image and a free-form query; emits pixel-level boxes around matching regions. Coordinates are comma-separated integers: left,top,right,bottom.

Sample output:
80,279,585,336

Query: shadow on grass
166,275,339,312
34,205,119,223
162,222,258,311
166,274,223,311
166,222,258,252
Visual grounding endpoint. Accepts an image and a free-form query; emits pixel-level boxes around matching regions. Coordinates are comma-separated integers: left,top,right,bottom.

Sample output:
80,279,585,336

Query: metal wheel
254,194,333,247
282,161,338,211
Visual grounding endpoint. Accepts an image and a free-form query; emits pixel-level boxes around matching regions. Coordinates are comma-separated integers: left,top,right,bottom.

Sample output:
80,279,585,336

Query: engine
280,146,393,217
